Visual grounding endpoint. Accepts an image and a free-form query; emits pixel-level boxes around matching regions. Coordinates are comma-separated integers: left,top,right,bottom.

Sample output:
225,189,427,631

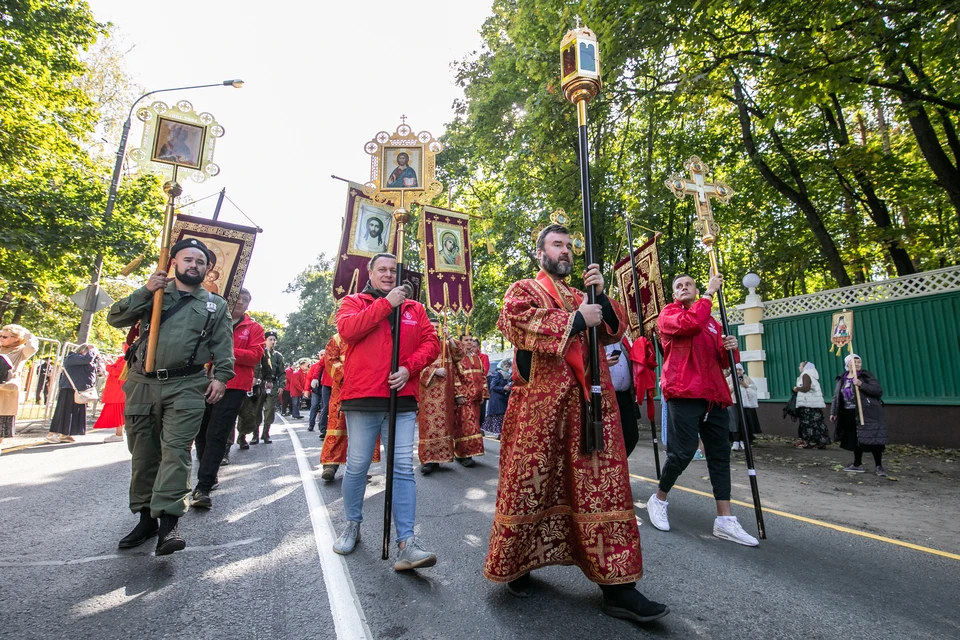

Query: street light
77,79,244,343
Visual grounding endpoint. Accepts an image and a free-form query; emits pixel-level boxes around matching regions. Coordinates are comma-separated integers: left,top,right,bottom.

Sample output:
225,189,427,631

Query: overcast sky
87,0,492,320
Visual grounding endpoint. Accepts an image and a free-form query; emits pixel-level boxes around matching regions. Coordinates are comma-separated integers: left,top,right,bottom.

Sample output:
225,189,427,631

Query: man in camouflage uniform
108,238,235,556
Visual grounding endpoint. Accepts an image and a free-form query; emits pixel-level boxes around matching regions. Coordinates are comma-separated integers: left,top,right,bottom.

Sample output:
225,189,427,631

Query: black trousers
195,389,245,491
615,390,640,457
316,385,332,432
658,398,731,501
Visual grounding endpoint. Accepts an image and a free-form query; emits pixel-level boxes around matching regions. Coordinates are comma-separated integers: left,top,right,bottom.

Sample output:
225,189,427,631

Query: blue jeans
308,389,324,428
342,410,417,542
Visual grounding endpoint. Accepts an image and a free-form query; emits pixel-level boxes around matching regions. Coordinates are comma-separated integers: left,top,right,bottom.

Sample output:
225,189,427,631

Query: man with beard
107,238,235,556
484,224,668,623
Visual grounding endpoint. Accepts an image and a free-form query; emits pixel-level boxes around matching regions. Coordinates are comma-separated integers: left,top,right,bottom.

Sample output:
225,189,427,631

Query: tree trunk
900,94,960,230
732,80,852,287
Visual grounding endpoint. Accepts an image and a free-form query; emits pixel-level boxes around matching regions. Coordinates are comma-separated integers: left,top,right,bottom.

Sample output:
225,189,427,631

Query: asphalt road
1,417,957,640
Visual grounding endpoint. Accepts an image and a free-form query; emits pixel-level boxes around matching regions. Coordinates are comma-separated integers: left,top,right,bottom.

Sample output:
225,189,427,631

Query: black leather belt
142,365,206,381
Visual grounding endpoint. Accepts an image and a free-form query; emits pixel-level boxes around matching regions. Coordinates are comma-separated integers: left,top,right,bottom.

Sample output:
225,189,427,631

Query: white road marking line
0,537,261,567
280,416,373,640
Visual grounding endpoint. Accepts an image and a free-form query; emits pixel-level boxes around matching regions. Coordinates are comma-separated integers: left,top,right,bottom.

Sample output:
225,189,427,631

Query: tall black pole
212,188,226,220
713,275,766,540
576,108,604,452
625,218,661,479
382,201,409,559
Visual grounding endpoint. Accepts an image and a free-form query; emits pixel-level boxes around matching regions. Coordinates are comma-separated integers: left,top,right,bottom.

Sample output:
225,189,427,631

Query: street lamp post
76,79,244,344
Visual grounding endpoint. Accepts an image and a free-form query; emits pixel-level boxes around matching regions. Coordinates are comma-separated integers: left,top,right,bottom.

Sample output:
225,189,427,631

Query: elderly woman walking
0,324,39,452
46,344,102,444
830,354,887,476
793,361,830,449
482,358,512,439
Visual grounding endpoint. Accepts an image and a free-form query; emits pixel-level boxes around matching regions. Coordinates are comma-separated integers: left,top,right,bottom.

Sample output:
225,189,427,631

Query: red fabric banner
332,182,399,300
420,205,473,315
613,235,666,339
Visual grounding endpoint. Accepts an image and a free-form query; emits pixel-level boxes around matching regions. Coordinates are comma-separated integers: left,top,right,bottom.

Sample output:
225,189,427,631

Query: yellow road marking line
483,435,960,561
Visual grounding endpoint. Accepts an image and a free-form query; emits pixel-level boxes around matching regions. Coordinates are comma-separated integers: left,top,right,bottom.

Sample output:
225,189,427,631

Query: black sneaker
250,434,259,445
507,573,533,598
600,587,669,623
191,489,212,509
238,436,250,450
456,457,475,468
307,426,315,432
262,434,272,444
221,451,231,465
420,463,439,475
156,514,185,556
318,431,326,440
118,508,158,549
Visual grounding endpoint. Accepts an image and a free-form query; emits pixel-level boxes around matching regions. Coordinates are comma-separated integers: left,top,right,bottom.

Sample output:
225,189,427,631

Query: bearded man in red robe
484,224,669,623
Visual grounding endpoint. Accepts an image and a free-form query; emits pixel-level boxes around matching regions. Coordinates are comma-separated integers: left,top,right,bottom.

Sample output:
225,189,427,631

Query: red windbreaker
288,367,307,396
283,367,294,391
336,293,439,402
307,360,323,392
226,314,266,392
627,336,658,396
658,297,738,407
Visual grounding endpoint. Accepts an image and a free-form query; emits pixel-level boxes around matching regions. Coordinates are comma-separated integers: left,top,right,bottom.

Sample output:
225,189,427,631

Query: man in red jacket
307,351,325,432
287,360,308,419
646,274,757,546
191,289,265,509
332,253,440,571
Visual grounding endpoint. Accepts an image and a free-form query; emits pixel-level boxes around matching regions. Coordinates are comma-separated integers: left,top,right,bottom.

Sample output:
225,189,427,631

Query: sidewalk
1,414,104,453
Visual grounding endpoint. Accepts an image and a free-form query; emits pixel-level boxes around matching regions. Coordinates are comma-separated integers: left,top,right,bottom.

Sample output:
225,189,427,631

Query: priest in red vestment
452,334,487,467
484,224,669,623
418,323,463,474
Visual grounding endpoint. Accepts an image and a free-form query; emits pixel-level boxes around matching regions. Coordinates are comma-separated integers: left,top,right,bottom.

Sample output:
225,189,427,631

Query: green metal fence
757,290,960,405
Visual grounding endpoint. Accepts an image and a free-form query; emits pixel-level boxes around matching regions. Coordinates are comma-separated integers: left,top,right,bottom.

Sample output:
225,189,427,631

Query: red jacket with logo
657,298,738,407
336,293,440,402
227,314,266,392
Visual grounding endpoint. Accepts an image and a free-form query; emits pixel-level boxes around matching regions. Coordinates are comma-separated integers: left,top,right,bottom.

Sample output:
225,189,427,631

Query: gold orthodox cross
665,156,735,273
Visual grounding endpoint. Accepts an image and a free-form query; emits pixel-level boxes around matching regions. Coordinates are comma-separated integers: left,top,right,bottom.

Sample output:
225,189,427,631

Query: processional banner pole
561,27,605,452
624,217,661,478
382,192,409,560
666,157,766,539
145,179,182,372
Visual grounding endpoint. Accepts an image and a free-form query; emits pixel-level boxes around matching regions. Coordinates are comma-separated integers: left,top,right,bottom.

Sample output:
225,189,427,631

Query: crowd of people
0,225,896,627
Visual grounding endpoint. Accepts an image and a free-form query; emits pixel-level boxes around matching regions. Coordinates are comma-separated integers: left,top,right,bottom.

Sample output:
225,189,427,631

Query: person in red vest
191,289,265,509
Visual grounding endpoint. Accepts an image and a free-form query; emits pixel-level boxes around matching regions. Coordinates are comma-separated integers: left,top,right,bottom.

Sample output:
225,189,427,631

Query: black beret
170,238,212,263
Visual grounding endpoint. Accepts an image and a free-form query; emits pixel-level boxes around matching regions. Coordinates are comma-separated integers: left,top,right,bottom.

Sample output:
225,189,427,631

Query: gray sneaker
876,466,888,477
394,536,437,571
333,521,360,555
842,464,865,473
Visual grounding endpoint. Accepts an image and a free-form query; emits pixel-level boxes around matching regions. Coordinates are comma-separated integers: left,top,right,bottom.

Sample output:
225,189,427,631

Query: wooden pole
145,180,182,372
847,343,865,425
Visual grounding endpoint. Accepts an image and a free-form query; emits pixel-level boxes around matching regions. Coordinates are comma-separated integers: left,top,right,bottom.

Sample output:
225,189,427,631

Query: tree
248,311,284,337
282,254,337,361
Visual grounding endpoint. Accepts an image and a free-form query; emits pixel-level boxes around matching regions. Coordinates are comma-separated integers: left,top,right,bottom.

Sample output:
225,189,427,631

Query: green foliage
281,254,338,362
0,2,166,351
440,0,959,338
248,311,284,337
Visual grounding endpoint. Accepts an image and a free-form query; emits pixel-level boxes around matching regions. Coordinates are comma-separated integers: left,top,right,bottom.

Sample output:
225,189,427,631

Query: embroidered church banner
333,182,398,300
171,214,258,312
420,205,473,315
613,235,666,339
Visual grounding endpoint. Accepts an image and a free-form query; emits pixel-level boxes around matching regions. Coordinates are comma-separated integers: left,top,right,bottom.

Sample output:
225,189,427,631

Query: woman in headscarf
0,324,39,452
46,344,102,444
482,358,512,440
830,354,887,476
793,361,829,449
93,346,127,443
727,363,760,451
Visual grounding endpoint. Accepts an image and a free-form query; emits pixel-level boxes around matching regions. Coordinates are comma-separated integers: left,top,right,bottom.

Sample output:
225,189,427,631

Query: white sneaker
103,434,124,443
45,433,60,444
713,517,759,547
730,442,739,451
646,493,670,531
